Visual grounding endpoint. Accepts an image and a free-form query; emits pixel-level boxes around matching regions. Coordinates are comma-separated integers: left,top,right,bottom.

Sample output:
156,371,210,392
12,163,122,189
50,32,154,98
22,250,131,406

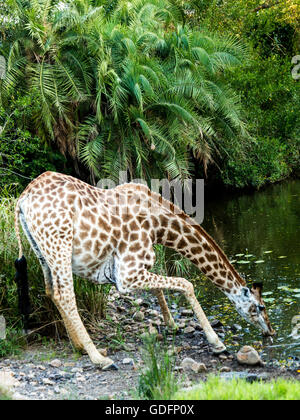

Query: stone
219,366,231,373
122,358,134,365
183,326,195,334
148,325,158,336
237,345,264,366
42,378,55,386
181,357,207,373
49,359,62,368
99,348,108,357
134,298,143,306
232,323,242,332
181,309,193,316
220,371,269,382
211,319,223,328
133,311,144,322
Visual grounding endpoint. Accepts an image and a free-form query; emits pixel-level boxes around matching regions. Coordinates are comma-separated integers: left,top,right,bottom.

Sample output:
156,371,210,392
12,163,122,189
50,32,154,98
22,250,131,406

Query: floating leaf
294,294,300,298
278,256,287,259
237,260,250,264
244,254,254,258
230,260,237,264
235,253,244,257
263,291,273,295
278,286,290,291
263,297,275,303
254,260,265,264
264,251,273,254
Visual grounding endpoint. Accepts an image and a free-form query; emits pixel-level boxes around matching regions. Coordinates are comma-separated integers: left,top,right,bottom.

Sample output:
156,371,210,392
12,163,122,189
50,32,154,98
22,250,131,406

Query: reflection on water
197,179,300,362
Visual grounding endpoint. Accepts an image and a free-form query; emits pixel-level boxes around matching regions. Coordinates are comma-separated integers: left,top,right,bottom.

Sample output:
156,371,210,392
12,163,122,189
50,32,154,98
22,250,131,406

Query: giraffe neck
153,212,246,296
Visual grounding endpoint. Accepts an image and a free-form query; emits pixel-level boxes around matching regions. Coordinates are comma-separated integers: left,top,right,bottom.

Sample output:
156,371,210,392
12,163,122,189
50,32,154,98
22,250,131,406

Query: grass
0,385,12,400
137,333,180,400
174,375,300,400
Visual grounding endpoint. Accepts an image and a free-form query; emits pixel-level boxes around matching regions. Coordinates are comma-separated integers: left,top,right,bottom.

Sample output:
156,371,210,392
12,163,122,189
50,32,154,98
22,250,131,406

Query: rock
181,357,207,373
218,354,227,361
148,309,159,317
148,325,158,336
133,311,144,322
122,358,134,365
49,359,62,368
99,348,108,357
220,371,269,382
183,326,195,334
211,319,223,328
76,375,86,382
42,378,55,386
181,309,193,316
219,366,231,373
237,345,264,366
134,298,143,306
232,323,242,332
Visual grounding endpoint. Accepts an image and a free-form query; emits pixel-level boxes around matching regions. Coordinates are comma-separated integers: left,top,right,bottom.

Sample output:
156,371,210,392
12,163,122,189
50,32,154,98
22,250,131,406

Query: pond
196,179,300,365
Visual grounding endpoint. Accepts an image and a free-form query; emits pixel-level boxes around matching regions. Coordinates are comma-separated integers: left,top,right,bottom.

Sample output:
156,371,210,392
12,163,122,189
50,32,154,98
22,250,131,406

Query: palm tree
0,0,248,183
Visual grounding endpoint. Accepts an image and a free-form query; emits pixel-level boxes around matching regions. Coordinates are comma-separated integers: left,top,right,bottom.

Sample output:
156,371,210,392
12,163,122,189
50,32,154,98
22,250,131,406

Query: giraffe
14,171,275,369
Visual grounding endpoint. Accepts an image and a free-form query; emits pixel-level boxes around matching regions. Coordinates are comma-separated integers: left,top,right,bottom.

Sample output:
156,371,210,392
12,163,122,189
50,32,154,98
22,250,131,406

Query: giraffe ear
251,282,263,298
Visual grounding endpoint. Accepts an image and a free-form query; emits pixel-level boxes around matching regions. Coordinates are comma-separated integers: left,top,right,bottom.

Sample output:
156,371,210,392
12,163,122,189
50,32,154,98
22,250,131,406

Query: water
196,179,300,365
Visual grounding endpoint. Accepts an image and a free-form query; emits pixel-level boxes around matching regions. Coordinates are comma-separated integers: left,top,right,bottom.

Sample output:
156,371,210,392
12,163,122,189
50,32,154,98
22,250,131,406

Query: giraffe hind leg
152,289,178,329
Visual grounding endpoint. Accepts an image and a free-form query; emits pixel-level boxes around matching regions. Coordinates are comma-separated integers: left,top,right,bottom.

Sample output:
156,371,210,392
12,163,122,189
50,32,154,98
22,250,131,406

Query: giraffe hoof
212,344,227,354
102,362,119,371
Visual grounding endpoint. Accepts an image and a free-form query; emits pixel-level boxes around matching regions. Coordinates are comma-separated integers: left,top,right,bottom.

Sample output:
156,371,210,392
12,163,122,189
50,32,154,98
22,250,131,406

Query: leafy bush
0,95,67,193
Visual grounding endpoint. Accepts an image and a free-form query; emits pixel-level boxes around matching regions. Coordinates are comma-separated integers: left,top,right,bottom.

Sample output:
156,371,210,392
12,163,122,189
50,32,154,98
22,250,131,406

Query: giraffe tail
14,200,31,332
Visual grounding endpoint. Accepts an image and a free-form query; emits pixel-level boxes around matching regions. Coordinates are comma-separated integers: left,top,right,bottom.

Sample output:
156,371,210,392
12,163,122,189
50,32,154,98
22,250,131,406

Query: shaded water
197,179,300,364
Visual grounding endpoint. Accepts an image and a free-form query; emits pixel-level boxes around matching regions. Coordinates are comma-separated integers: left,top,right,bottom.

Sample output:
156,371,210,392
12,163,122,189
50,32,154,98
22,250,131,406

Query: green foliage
137,333,179,400
0,0,248,183
0,95,67,192
174,375,300,400
183,0,300,188
0,0,299,189
0,327,26,357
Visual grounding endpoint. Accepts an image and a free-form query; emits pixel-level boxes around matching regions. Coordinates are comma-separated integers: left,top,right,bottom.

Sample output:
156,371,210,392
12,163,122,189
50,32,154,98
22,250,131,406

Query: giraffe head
228,282,275,336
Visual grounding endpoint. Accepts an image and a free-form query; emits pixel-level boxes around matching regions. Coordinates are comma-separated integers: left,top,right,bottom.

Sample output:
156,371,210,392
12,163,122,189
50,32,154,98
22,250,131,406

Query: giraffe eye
258,305,265,312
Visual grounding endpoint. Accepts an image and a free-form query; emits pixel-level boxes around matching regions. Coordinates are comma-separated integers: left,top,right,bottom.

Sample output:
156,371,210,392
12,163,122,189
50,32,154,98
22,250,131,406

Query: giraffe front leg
124,270,226,354
48,262,118,369
152,289,178,330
